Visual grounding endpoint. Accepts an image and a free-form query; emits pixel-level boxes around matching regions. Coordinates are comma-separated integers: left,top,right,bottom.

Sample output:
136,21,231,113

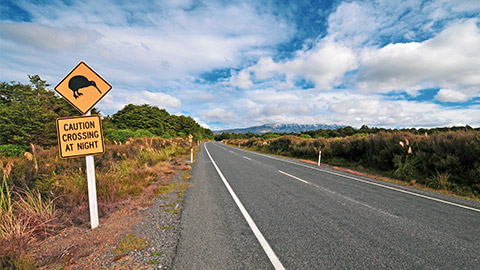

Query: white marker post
318,150,322,166
190,147,194,163
85,111,99,229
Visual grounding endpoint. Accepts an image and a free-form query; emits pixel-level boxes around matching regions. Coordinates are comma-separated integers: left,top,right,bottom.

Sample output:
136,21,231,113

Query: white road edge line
278,170,310,185
204,144,286,270
278,170,399,218
222,143,480,214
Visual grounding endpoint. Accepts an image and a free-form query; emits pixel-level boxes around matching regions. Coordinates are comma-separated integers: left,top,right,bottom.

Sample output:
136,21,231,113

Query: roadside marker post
188,134,194,163
55,61,112,230
318,151,322,166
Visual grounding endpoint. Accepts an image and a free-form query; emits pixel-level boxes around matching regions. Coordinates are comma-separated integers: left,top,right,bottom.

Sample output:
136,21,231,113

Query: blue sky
1,0,479,130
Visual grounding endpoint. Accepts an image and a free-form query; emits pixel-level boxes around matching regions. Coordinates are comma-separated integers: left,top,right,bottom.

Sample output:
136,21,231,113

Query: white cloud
0,23,102,51
202,108,237,122
230,38,357,90
229,70,253,89
435,89,469,102
193,117,210,129
127,91,181,109
327,0,428,46
262,103,311,116
357,19,480,97
328,96,480,127
1,0,294,85
196,92,216,102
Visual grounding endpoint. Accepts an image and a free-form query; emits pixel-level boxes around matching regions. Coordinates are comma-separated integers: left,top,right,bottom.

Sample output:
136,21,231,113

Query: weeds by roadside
0,137,192,269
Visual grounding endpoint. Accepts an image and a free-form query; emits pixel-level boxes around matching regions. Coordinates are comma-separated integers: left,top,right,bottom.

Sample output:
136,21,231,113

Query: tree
111,104,170,136
0,75,79,148
110,104,213,140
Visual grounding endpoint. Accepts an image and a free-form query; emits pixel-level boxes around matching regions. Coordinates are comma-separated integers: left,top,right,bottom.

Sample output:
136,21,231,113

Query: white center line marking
243,156,252,160
222,143,480,213
205,144,286,270
278,170,399,218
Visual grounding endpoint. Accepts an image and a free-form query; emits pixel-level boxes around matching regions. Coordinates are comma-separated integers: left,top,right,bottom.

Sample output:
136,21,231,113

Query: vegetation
1,75,213,157
1,75,205,268
114,233,148,254
215,124,478,141
0,75,81,149
225,130,480,199
0,137,190,268
106,104,213,141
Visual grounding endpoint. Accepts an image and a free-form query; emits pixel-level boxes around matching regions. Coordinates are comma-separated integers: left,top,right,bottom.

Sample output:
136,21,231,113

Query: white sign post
318,151,322,166
85,111,99,229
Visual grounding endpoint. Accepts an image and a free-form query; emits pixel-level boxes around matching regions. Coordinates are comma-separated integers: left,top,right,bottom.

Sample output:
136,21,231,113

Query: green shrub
104,129,135,142
133,129,155,138
0,144,26,157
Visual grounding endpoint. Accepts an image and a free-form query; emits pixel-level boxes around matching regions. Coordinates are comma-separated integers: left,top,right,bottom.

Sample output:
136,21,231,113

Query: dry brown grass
0,136,191,269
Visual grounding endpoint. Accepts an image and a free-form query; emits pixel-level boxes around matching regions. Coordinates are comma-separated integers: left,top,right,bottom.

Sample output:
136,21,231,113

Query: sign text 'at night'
56,115,105,158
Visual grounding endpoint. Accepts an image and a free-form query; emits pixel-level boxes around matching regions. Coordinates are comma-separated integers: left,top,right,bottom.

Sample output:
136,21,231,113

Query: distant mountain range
214,123,343,134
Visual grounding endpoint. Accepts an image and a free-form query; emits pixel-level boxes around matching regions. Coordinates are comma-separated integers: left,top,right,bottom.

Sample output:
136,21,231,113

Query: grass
114,233,148,254
157,181,191,196
0,137,192,268
1,175,55,269
157,184,176,195
149,259,159,264
161,225,171,230
150,251,163,256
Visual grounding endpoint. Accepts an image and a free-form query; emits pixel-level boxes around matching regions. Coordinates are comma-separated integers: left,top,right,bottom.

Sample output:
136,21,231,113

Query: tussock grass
1,174,57,269
0,136,191,268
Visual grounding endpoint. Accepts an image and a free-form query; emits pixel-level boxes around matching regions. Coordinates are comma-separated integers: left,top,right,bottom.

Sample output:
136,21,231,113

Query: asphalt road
173,142,480,269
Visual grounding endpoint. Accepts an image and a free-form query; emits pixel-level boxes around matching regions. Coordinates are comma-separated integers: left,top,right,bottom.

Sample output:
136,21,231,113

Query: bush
104,129,135,142
133,129,155,138
0,144,26,157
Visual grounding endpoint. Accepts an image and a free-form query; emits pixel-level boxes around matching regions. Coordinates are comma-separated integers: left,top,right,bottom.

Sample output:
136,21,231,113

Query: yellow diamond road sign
55,61,112,115
56,115,105,159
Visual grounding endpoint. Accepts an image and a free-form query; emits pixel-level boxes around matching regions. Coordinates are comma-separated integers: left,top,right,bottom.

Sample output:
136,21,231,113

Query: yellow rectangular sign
56,115,105,158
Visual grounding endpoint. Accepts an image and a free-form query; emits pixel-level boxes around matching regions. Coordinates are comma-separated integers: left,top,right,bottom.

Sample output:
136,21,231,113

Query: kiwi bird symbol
68,75,102,99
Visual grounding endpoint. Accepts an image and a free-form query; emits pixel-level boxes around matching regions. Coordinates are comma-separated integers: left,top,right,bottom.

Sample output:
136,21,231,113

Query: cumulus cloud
193,117,210,129
329,97,480,127
126,91,181,109
357,19,480,97
229,38,357,90
435,89,469,102
229,70,253,89
202,108,237,122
